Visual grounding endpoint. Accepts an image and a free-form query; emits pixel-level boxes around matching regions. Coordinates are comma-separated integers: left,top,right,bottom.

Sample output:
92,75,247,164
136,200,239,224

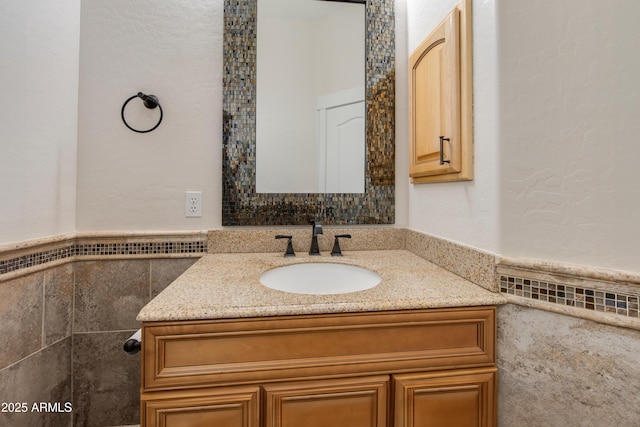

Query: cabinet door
409,7,461,179
142,386,259,427
394,368,497,427
264,376,389,427
409,0,472,183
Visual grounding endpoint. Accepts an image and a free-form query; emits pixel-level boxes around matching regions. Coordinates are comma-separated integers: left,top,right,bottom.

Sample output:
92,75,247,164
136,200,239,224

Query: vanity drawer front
142,307,495,391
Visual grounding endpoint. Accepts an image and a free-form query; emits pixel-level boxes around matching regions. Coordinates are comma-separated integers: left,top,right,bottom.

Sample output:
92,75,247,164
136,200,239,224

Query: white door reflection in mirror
317,87,365,193
256,0,365,194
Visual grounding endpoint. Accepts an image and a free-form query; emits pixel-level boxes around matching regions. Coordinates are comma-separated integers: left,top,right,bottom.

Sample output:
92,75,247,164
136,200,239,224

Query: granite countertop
137,250,506,322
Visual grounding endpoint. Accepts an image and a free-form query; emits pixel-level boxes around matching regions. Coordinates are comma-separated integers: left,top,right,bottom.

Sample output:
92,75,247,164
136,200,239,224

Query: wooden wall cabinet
140,307,497,426
409,0,473,183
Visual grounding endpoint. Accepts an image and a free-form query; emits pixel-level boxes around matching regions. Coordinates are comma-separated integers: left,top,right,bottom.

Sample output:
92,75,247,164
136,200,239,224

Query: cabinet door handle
439,136,451,165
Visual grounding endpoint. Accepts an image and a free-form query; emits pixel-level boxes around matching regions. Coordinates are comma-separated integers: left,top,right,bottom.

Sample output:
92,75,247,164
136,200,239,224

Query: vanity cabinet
140,307,497,426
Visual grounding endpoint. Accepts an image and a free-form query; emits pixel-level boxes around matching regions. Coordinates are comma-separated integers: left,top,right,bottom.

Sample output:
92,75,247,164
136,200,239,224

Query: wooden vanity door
263,376,389,427
394,368,497,427
142,386,259,427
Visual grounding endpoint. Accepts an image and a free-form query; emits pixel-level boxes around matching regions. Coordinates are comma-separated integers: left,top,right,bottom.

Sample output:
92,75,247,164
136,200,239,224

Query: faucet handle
312,221,323,235
331,234,352,257
275,235,295,257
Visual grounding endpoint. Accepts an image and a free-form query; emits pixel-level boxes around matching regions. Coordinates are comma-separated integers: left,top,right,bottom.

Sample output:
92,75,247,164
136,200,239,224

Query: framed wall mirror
222,0,395,226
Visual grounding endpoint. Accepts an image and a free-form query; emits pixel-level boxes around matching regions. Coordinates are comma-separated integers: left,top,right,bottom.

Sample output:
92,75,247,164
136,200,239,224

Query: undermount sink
259,263,382,295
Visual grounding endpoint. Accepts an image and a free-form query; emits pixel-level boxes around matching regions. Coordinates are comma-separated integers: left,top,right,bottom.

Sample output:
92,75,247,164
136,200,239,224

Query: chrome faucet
309,221,323,256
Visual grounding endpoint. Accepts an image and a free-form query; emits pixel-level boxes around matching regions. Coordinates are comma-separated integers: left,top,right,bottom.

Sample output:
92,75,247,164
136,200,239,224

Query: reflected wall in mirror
223,0,395,226
256,0,365,194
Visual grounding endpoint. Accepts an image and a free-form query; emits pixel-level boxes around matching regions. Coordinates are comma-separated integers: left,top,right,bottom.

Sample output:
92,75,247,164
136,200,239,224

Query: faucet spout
309,221,323,256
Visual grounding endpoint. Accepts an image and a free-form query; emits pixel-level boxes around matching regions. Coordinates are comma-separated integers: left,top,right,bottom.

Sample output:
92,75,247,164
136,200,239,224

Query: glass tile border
500,275,640,319
0,239,207,276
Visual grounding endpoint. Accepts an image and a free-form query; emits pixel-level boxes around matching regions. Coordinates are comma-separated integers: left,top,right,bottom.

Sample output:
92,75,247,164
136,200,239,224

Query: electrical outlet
185,191,202,217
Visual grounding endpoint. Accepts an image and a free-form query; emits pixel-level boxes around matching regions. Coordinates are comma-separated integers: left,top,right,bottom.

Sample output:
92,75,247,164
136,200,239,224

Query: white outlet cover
185,191,202,217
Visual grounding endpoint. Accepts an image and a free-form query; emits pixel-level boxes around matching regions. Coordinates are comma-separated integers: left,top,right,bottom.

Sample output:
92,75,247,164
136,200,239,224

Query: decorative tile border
500,275,640,319
222,0,395,226
0,234,207,278
74,241,206,257
0,244,76,275
497,258,640,325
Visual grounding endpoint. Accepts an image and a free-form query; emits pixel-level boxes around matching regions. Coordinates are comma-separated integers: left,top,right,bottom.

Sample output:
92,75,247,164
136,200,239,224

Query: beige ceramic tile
0,272,44,369
74,260,150,332
498,304,640,426
0,338,71,427
73,331,140,427
44,263,74,345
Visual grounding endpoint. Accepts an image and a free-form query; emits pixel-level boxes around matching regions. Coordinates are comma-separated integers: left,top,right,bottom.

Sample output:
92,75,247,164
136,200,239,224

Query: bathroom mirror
256,0,365,194
223,0,395,226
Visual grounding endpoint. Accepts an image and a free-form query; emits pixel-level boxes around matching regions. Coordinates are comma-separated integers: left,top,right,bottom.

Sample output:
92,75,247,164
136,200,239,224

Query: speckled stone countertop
137,250,506,322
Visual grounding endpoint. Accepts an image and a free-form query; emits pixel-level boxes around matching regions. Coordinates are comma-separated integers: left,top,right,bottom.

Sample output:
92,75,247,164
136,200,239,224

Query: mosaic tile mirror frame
222,0,395,226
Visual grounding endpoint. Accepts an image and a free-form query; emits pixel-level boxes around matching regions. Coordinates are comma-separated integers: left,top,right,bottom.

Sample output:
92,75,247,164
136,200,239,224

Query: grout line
41,270,46,348
148,260,153,302
72,329,140,335
0,335,71,373
70,263,75,419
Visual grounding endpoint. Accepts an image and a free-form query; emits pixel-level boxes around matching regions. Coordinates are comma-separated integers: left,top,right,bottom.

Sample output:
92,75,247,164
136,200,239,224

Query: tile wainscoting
497,303,640,426
0,233,205,427
496,257,640,424
1,228,639,426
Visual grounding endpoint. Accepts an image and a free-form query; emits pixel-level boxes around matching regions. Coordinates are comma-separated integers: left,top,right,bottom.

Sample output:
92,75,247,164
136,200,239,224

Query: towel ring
121,92,163,133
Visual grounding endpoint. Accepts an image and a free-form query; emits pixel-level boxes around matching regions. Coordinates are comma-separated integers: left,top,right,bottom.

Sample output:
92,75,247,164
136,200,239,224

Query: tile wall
497,304,640,426
0,234,203,426
0,265,73,427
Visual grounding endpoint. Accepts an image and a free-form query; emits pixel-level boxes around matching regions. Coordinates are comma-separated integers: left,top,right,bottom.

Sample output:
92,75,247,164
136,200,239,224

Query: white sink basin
259,263,382,295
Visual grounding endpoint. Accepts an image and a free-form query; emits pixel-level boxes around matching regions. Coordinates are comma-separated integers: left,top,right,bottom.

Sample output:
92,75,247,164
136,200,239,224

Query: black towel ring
121,92,163,133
